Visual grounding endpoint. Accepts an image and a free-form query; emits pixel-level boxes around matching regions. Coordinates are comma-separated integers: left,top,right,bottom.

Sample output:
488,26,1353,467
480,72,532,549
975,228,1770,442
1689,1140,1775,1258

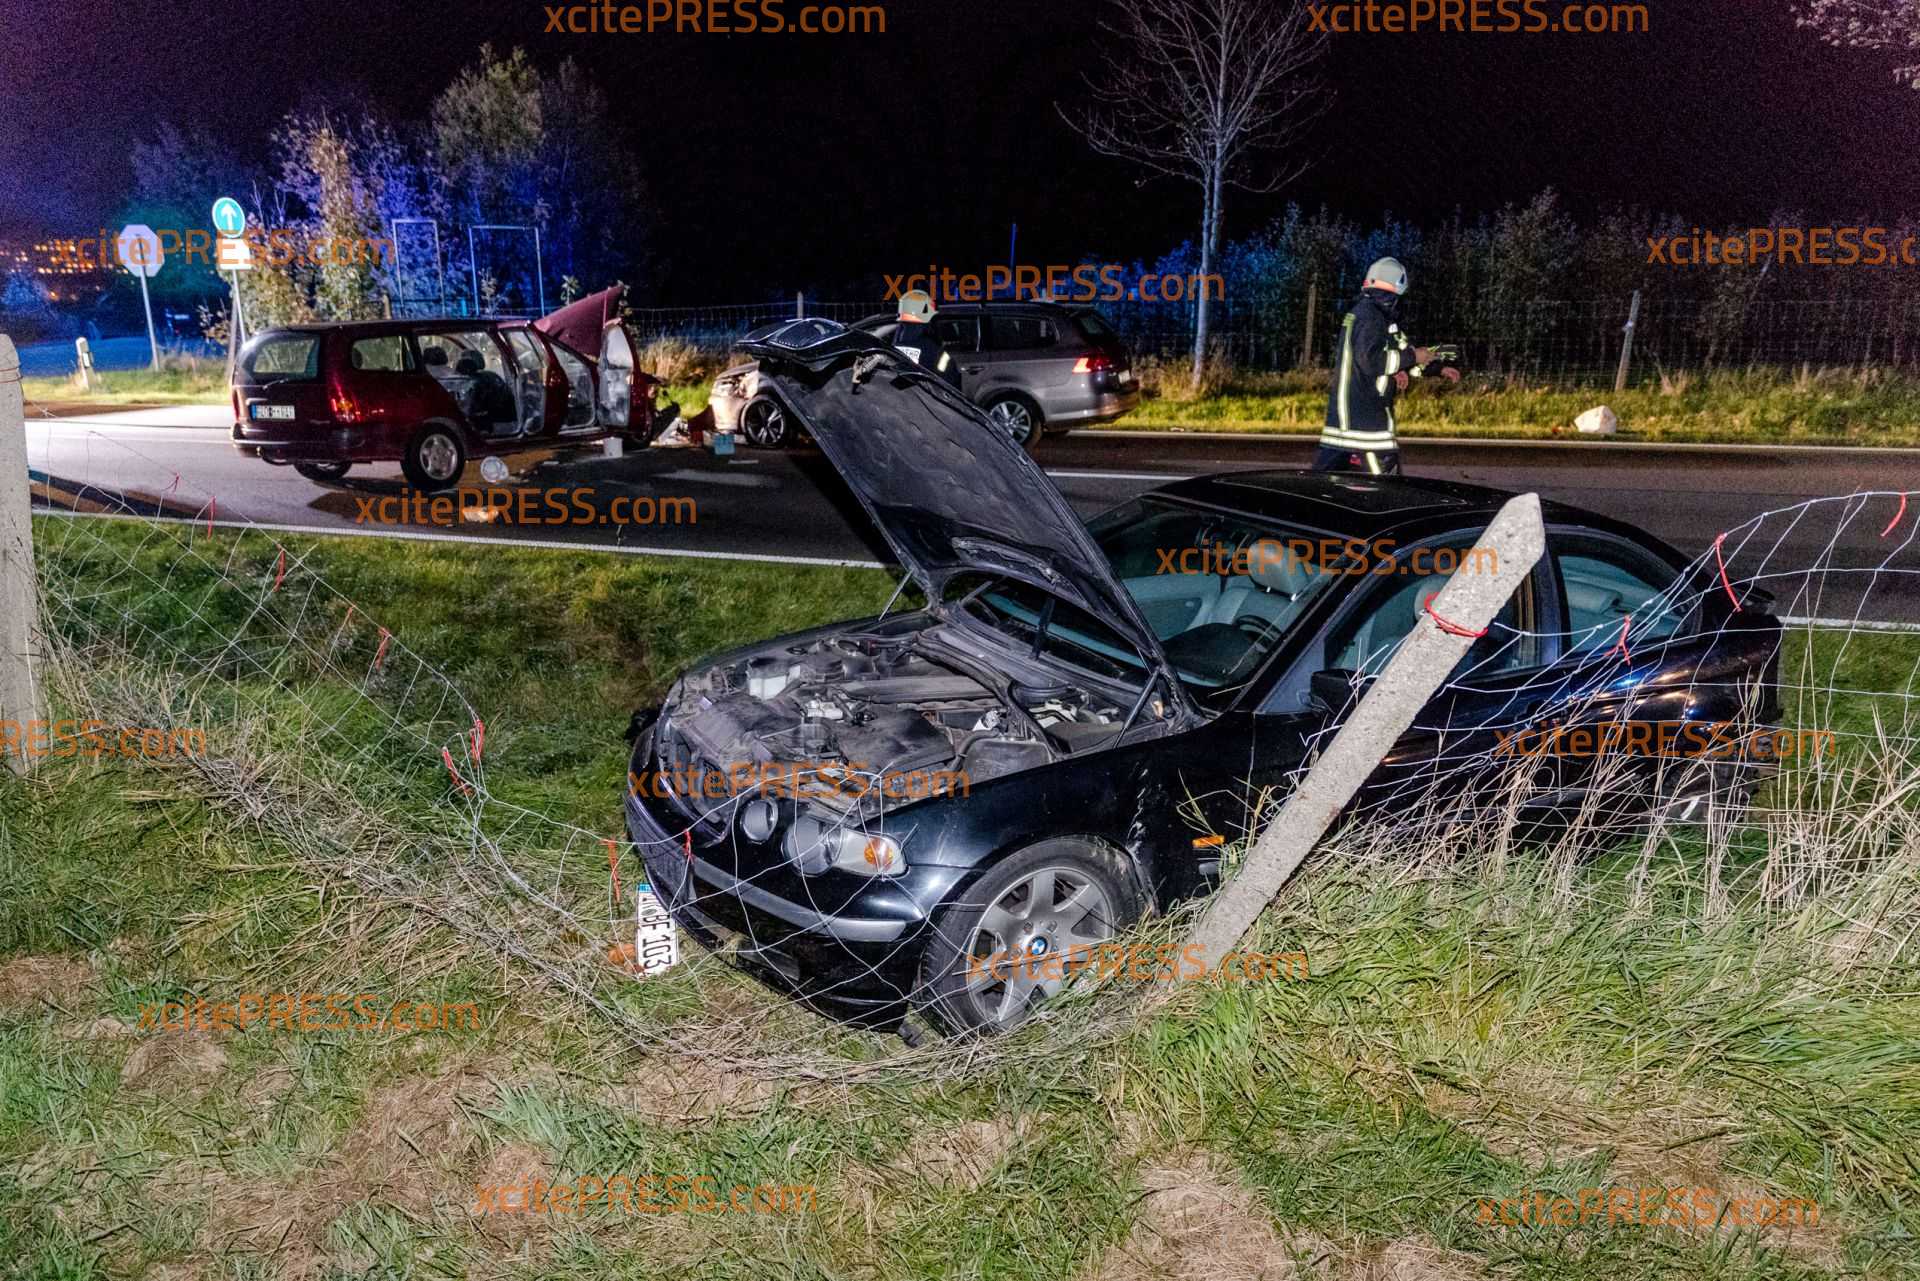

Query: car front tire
293,461,351,483
916,838,1142,1037
982,393,1043,453
400,424,467,493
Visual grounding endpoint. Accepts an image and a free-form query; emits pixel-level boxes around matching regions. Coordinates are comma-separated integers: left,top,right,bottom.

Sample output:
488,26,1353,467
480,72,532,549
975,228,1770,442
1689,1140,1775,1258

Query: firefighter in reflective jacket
1316,257,1460,475
892,288,963,389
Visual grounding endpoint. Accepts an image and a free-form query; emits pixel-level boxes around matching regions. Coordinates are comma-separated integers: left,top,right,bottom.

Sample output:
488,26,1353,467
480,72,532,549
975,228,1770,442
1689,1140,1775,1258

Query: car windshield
949,498,1340,707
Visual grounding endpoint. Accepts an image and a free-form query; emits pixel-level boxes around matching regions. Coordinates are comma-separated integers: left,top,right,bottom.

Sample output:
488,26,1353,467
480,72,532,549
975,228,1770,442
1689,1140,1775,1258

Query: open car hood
739,319,1182,700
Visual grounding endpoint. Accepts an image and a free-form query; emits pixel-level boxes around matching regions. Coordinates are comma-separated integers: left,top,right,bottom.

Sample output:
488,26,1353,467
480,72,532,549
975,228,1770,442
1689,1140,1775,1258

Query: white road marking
1045,469,1192,482
1782,616,1920,634
31,510,890,569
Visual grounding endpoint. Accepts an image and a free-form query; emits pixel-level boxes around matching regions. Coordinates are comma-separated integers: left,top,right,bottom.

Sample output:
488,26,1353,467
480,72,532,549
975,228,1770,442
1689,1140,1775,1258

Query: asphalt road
22,405,1920,623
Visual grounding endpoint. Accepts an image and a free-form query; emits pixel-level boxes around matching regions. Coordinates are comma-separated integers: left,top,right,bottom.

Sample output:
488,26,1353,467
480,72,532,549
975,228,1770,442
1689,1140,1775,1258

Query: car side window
1323,545,1539,682
934,317,979,352
416,330,508,381
1554,534,1685,655
348,336,413,373
986,316,1057,351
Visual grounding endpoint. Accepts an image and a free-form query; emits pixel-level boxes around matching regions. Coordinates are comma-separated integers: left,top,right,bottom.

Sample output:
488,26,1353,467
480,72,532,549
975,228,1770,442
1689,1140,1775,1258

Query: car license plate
632,884,680,978
1118,370,1134,385
250,403,294,420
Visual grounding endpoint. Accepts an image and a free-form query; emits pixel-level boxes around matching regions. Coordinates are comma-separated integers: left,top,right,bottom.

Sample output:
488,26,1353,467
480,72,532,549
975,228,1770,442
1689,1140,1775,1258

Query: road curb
1077,429,1920,456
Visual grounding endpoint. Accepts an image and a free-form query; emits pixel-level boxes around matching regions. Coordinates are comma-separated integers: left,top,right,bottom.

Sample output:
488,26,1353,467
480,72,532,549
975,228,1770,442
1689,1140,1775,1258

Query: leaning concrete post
0,334,45,775
1179,492,1546,971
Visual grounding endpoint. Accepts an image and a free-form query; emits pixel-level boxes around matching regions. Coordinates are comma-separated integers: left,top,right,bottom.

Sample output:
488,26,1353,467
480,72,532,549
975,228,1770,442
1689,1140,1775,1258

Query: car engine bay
657,619,1135,820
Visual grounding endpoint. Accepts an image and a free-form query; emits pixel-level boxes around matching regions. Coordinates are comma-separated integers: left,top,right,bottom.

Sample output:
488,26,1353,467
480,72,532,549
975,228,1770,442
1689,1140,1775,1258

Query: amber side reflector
1192,834,1226,849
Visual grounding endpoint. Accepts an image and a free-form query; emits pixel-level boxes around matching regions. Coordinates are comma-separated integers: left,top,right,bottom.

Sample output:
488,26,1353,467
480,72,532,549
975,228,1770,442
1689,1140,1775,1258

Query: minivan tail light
330,390,362,424
1074,354,1115,374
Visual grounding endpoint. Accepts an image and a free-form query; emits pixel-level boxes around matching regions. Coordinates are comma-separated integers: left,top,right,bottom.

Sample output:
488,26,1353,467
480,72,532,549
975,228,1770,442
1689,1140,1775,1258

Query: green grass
1110,366,1920,447
2,519,1916,1280
21,364,231,410
35,363,1920,450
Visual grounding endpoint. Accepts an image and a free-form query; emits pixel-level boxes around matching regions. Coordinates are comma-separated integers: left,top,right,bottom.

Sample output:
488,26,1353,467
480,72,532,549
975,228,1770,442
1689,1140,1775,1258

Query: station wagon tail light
1073,353,1115,374
329,390,363,423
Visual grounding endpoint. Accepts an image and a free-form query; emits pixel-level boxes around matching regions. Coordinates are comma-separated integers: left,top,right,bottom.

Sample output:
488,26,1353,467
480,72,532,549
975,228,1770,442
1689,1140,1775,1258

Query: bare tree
1061,0,1330,389
1795,0,1920,86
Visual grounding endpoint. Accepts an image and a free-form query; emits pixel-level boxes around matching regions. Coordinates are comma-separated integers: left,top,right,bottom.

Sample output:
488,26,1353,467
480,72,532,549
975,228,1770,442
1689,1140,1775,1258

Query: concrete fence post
1300,277,1318,369
0,334,47,775
1614,290,1641,394
1178,492,1546,972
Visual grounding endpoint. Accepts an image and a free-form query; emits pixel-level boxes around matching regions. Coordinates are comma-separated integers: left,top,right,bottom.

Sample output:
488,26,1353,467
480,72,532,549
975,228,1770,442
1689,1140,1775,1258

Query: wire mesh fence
591,294,1920,388
9,406,1920,1076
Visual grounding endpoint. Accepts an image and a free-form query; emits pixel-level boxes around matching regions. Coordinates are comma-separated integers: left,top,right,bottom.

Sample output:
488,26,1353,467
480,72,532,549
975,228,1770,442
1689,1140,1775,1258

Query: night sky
0,0,1906,299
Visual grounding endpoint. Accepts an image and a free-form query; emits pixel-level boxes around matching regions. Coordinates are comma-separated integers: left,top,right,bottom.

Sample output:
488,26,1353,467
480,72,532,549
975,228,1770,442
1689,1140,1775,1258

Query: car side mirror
1308,668,1366,715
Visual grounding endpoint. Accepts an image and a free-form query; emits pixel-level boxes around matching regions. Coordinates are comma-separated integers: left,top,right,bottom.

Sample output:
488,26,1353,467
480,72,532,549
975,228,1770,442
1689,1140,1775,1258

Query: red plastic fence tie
1712,534,1741,612
1609,615,1633,664
1884,493,1909,539
440,747,473,797
164,472,180,497
205,496,215,537
470,717,486,762
603,837,622,913
272,548,286,593
373,627,392,670
683,830,694,864
1422,594,1487,639
343,604,356,629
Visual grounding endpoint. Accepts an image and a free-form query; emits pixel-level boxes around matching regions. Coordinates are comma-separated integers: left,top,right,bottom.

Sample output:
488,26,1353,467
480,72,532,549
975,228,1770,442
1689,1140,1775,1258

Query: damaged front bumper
623,717,969,1027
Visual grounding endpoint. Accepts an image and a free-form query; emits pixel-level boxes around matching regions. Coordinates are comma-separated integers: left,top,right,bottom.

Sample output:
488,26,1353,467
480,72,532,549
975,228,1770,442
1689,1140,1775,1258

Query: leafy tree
1061,0,1330,389
1795,1,1920,86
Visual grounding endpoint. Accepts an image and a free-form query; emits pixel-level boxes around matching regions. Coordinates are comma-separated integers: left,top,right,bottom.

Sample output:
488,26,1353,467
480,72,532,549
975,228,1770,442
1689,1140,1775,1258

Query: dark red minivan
230,287,676,491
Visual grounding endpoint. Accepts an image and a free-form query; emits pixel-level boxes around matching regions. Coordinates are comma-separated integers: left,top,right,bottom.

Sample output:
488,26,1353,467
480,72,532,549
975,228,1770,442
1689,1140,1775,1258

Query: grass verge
0,520,1914,1280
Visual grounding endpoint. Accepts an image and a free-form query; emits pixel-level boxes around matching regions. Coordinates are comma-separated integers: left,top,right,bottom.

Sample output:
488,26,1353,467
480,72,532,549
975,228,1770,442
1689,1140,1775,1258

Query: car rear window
348,335,414,373
1075,311,1117,339
244,336,320,381
986,315,1058,351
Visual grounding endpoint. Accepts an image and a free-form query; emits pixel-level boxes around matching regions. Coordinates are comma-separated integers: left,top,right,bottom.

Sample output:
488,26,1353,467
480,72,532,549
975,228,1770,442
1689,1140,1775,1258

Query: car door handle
964,365,984,374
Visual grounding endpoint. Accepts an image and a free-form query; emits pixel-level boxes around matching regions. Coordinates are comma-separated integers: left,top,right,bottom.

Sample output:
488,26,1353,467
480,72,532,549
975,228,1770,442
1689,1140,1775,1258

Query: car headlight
783,818,905,878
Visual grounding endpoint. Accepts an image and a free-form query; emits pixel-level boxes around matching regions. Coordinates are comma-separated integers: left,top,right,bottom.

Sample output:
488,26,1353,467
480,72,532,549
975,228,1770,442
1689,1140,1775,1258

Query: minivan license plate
251,404,294,420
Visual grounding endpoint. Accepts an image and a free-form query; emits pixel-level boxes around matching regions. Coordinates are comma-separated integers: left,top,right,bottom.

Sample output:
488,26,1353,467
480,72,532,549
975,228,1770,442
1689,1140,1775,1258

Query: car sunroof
1218,474,1469,514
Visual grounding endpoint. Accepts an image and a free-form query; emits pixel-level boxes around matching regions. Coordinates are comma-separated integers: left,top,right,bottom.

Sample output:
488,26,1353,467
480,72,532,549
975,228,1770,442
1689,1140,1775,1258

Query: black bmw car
624,320,1783,1036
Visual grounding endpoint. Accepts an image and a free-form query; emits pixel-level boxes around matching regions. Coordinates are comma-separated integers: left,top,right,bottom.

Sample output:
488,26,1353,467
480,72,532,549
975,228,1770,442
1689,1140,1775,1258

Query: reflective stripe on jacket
1321,290,1416,452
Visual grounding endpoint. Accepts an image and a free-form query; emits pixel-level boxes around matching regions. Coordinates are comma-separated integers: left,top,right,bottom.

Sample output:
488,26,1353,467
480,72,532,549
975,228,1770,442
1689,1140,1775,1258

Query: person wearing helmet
890,289,964,389
1316,257,1461,475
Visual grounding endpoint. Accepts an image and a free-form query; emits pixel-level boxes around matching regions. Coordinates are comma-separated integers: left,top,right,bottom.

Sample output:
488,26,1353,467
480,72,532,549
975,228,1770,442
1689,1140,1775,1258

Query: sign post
116,224,164,371
212,198,247,382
